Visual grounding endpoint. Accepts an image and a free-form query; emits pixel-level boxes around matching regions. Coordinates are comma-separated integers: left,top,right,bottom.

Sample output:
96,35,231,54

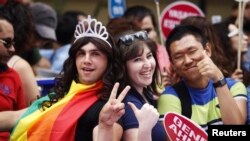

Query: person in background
213,17,249,86
158,25,247,133
29,2,58,74
0,1,53,74
0,0,40,104
0,17,27,141
113,30,166,141
242,19,250,86
231,1,250,21
228,3,250,86
106,17,141,43
51,10,87,73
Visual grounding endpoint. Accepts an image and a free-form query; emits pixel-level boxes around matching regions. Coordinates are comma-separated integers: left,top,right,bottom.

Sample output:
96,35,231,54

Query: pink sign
160,1,204,39
164,112,208,141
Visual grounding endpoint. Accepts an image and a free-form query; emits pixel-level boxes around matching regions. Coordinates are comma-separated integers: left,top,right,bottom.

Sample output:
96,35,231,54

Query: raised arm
93,82,130,141
197,51,247,124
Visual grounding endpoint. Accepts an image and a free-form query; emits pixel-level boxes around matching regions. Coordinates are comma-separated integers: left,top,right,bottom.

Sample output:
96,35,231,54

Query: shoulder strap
173,81,192,118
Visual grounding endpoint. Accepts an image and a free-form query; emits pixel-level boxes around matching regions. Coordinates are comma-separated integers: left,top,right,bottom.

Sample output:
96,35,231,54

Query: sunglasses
119,31,148,46
0,38,15,49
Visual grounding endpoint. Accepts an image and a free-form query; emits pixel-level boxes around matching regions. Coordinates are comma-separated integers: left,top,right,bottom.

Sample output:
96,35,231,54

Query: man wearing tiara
0,15,160,141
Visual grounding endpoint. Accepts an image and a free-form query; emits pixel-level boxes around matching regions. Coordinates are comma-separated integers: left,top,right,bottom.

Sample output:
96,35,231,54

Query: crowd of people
0,0,249,141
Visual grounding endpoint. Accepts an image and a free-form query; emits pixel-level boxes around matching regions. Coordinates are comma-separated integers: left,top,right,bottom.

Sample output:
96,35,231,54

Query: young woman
123,5,170,74
114,30,166,141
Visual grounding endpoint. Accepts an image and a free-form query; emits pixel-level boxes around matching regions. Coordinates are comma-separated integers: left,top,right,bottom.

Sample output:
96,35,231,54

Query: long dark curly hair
40,36,116,110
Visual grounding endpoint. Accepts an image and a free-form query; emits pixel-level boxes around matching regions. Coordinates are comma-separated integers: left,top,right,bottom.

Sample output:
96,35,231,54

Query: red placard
160,1,205,39
164,112,208,141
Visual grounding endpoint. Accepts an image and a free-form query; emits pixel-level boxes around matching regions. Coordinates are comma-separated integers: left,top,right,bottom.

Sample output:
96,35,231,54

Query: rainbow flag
10,80,103,141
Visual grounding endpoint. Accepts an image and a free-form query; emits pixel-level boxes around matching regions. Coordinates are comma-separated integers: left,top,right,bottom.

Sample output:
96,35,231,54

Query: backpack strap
173,81,192,118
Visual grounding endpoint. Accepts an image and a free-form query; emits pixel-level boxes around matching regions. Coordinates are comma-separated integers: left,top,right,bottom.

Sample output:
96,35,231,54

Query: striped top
158,78,247,131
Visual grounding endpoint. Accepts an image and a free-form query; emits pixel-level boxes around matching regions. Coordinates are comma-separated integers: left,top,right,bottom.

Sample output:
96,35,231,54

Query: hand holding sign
160,1,204,39
164,112,208,141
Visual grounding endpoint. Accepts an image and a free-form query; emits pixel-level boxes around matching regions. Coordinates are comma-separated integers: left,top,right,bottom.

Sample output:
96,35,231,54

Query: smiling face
75,42,108,84
126,43,156,93
170,35,210,81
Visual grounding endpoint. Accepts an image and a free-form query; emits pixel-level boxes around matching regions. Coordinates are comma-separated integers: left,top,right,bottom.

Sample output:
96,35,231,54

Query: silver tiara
74,15,111,48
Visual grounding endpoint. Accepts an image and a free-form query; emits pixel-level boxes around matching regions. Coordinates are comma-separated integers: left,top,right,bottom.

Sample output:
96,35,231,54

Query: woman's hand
128,102,159,129
99,82,130,128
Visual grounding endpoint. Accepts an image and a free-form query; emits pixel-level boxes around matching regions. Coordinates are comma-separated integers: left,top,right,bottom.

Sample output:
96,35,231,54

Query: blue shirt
158,78,247,131
51,44,71,72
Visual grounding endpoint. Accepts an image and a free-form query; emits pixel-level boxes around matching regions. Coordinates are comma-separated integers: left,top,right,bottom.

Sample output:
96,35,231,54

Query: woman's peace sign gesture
94,82,130,141
99,82,131,126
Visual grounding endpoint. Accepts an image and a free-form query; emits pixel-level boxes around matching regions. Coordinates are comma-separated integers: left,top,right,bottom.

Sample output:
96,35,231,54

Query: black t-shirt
75,99,106,141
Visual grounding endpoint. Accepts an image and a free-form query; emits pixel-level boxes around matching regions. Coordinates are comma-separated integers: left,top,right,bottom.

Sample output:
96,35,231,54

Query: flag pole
154,0,164,46
236,0,249,69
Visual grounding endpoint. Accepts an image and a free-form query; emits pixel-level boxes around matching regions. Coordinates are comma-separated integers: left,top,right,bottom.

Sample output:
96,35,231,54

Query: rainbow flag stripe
10,80,103,141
